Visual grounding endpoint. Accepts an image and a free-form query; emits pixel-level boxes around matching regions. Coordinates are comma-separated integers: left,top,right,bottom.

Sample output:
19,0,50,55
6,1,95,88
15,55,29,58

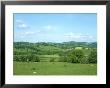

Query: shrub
58,51,69,62
68,49,84,63
50,58,55,62
29,54,40,62
79,56,89,64
31,67,36,70
14,54,40,62
88,49,97,63
67,55,78,63
59,55,68,62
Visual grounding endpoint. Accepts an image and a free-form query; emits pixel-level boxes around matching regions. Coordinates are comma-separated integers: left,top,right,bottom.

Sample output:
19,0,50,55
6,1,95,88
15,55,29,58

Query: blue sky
14,13,97,43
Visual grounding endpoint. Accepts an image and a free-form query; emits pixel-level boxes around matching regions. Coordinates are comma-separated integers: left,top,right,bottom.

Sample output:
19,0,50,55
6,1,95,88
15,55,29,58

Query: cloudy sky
14,13,97,43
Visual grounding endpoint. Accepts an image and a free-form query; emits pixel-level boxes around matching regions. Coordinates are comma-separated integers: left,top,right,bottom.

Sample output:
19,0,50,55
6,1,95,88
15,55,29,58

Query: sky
14,13,97,43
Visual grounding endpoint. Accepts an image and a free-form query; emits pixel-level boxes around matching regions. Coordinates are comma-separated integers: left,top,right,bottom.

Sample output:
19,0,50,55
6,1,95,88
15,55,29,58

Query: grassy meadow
13,42,97,75
14,62,97,75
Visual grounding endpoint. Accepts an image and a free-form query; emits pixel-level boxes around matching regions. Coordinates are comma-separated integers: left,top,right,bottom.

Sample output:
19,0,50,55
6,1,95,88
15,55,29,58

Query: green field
39,55,59,62
14,42,97,75
13,62,97,75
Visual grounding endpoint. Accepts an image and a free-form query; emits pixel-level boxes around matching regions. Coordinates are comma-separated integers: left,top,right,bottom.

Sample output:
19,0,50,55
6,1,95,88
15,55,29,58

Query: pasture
13,62,97,75
13,42,97,75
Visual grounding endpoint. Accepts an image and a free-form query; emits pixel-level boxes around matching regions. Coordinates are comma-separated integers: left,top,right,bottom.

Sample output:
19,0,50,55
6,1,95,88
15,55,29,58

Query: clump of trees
13,42,97,64
59,49,97,64
59,51,68,62
14,54,40,62
88,49,97,63
67,49,84,63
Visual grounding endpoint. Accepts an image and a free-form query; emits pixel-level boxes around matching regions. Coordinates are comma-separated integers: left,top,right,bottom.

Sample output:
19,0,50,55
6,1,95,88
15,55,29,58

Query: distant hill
14,41,97,48
61,41,97,48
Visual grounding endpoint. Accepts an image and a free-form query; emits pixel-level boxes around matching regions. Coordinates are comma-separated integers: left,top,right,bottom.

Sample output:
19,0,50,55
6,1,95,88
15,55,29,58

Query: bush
59,55,68,62
29,54,40,62
50,58,55,62
58,51,69,62
68,49,84,63
31,67,36,70
14,54,40,62
14,55,27,62
67,55,78,63
79,56,89,64
88,49,97,63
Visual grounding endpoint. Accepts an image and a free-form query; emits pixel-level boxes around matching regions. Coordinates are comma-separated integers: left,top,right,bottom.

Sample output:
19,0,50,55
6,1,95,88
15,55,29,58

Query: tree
79,56,89,64
68,49,84,63
28,54,40,62
88,49,97,63
67,55,77,63
58,51,68,62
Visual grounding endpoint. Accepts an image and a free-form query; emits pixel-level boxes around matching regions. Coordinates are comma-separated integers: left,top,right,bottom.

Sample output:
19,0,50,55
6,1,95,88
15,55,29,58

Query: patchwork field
13,13,97,76
13,62,97,75
14,42,97,75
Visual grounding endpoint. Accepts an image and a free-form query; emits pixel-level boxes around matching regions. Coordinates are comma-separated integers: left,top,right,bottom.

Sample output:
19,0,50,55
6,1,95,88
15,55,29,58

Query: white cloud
18,23,28,29
43,25,56,32
24,30,46,36
64,32,79,38
16,20,23,23
25,31,35,35
64,32,93,40
16,19,29,29
44,25,52,30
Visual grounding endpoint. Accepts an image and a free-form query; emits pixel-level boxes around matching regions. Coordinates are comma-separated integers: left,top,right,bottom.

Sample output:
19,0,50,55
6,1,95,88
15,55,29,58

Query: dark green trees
14,54,40,62
58,51,68,62
67,49,84,63
59,49,97,64
14,42,97,63
88,49,97,63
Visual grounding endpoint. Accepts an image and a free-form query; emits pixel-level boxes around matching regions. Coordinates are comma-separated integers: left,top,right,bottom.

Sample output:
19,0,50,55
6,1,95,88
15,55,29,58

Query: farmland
13,41,97,75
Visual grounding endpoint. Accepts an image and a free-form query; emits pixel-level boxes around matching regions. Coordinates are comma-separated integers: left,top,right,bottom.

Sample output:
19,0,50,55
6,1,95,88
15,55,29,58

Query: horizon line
14,41,97,43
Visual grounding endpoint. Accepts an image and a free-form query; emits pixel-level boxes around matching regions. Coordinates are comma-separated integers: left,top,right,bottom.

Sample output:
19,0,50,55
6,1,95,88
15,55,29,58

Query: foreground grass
13,62,97,75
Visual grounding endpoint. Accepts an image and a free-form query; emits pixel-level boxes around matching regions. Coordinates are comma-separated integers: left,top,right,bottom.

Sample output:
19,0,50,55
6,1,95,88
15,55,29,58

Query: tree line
59,49,97,64
14,42,97,64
